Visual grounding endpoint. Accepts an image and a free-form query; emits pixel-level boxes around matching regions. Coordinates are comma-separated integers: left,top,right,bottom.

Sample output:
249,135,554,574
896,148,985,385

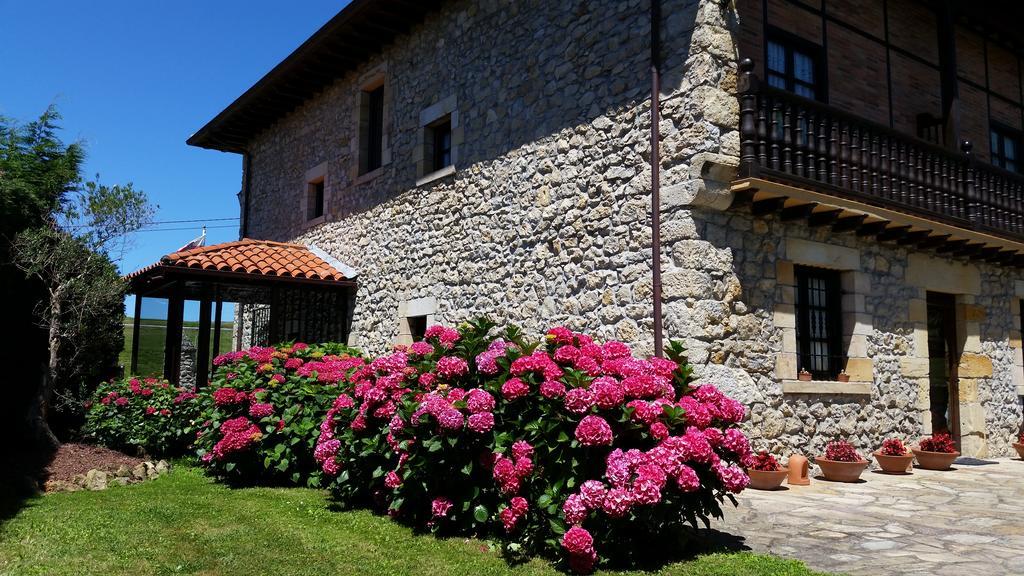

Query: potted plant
1013,431,1024,460
798,368,812,381
836,370,850,383
815,440,869,482
912,433,959,470
873,438,913,474
745,451,789,490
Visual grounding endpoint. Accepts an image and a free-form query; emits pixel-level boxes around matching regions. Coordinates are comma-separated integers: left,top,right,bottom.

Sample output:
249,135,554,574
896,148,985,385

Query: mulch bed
44,443,146,487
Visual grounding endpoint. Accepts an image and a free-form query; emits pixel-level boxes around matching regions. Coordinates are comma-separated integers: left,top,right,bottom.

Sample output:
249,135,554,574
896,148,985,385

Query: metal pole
650,0,664,357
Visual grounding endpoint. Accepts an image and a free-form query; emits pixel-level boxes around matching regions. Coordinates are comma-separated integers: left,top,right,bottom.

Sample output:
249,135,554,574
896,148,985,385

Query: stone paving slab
717,458,1024,575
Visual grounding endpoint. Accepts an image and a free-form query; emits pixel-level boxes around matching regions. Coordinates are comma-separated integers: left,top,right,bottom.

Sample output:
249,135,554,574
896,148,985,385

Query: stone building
189,0,1024,458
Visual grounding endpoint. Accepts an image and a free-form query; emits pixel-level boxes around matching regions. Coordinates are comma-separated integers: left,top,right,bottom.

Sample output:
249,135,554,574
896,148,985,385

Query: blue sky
0,0,346,319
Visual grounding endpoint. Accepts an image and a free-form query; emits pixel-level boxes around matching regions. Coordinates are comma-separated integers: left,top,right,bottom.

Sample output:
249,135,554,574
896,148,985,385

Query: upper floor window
429,117,452,172
795,265,843,380
991,124,1020,173
359,84,385,174
307,179,325,220
766,30,823,101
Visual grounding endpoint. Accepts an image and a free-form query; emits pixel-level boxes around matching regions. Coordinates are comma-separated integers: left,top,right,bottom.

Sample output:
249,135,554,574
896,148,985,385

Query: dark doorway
407,315,427,342
926,292,961,450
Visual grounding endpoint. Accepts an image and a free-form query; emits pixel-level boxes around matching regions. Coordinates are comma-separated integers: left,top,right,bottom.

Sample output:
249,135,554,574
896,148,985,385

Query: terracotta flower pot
873,450,913,474
747,467,789,490
1013,442,1024,460
816,457,869,482
912,448,959,470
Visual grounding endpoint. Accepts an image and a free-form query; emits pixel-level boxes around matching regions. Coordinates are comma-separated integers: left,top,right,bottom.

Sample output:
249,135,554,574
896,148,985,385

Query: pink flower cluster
212,416,261,460
492,440,535,507
562,526,597,574
424,325,460,349
296,355,365,383
475,339,512,374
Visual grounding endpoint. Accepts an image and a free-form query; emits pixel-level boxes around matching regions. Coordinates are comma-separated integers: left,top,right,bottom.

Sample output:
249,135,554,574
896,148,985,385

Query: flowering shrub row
193,342,364,487
314,319,752,573
83,377,199,456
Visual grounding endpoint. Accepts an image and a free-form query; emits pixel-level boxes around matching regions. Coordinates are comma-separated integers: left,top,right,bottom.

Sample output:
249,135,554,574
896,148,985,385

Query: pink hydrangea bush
83,376,199,456
316,319,751,572
194,342,365,486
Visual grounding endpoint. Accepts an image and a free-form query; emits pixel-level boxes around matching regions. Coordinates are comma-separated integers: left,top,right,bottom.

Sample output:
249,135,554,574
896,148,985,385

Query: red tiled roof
127,239,353,282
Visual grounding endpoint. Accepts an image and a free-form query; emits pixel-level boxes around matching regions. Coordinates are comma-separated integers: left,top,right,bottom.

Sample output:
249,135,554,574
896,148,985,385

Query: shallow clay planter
912,448,959,470
1013,442,1024,460
873,451,914,474
747,468,789,490
815,457,869,482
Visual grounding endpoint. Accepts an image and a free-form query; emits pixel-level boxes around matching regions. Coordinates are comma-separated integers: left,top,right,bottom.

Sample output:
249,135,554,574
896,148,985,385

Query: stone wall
245,0,740,357
662,201,1024,458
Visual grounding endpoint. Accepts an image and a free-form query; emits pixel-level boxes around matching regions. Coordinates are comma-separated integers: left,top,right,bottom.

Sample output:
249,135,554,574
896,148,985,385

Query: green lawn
0,466,828,576
120,317,234,377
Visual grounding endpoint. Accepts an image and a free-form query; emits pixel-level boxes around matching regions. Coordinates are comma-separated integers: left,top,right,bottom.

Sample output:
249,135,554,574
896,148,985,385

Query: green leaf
473,505,489,523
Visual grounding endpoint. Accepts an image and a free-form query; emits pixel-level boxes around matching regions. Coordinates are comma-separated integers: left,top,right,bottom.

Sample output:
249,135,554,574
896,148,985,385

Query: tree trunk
31,286,63,452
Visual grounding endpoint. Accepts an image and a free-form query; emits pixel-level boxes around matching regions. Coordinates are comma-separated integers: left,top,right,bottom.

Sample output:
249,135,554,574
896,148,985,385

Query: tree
1,108,153,480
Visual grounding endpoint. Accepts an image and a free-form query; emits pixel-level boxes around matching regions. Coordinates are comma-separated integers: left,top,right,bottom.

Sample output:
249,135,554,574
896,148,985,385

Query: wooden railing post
738,58,759,177
961,140,977,226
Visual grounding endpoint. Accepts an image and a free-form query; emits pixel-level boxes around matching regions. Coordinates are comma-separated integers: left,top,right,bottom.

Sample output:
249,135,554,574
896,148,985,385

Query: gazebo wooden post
164,284,185,384
130,294,142,375
212,298,223,369
196,298,212,388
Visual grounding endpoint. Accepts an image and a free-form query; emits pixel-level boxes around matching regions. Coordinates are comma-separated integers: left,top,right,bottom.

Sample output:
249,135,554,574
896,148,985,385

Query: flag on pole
177,226,207,252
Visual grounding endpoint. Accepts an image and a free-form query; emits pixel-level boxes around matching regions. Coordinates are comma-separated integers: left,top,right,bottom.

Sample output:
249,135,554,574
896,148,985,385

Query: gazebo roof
126,238,357,297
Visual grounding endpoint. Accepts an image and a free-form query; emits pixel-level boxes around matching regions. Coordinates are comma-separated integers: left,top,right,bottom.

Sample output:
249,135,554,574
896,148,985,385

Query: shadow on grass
0,443,56,528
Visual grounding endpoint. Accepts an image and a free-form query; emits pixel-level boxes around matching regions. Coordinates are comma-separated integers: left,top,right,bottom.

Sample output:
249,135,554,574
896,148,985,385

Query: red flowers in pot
912,433,959,470
873,438,913,474
816,440,869,482
1014,431,1024,460
745,451,789,490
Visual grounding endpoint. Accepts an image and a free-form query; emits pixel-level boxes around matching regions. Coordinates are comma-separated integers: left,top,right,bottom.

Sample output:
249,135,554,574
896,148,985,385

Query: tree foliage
0,107,153,491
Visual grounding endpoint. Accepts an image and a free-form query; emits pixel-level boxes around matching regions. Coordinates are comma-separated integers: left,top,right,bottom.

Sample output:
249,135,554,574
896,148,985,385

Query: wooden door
926,292,961,450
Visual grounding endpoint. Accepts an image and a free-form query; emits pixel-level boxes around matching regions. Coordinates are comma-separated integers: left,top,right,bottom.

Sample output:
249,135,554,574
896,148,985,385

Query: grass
120,317,234,377
0,466,829,576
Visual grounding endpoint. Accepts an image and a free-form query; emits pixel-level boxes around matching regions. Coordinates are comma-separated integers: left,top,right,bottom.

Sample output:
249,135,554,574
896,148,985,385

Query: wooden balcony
735,59,1024,266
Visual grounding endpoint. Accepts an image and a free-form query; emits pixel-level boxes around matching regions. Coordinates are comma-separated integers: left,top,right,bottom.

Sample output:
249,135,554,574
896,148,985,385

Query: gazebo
125,239,357,386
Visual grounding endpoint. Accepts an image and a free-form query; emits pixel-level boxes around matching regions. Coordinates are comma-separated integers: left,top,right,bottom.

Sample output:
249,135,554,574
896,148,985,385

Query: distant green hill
120,316,234,378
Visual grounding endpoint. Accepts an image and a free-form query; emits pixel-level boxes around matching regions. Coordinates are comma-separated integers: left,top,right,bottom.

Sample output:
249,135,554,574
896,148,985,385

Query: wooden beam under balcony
780,203,816,221
896,230,930,246
855,221,889,237
936,239,969,254
918,235,952,250
808,209,843,227
832,214,868,233
751,196,786,216
877,225,912,242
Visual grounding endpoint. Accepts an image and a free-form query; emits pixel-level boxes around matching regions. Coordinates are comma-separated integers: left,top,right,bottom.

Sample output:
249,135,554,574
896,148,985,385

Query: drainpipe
650,0,664,357
241,151,252,239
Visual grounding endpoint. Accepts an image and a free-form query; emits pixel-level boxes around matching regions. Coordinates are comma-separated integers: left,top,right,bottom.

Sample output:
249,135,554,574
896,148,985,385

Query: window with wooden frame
795,265,844,380
990,123,1020,173
766,29,825,101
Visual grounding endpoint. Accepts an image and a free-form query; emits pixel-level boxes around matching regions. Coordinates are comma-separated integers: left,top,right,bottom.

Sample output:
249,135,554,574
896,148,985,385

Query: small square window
407,316,427,342
795,265,843,380
766,29,825,101
307,179,325,220
427,117,452,173
991,124,1021,173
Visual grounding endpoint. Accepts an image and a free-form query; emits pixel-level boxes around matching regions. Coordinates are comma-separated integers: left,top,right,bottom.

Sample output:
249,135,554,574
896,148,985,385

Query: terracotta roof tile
126,238,354,282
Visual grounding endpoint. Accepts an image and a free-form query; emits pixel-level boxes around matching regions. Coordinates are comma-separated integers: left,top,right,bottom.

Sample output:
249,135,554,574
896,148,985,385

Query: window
428,117,452,173
360,85,385,174
766,30,824,101
991,124,1020,173
407,316,427,342
795,265,843,380
307,179,324,220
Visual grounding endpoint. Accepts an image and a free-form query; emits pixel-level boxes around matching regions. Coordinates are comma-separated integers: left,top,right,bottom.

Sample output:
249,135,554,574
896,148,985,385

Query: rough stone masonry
238,0,1023,458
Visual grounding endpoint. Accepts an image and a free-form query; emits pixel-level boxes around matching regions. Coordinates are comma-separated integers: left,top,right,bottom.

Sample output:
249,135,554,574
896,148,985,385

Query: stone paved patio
717,457,1024,575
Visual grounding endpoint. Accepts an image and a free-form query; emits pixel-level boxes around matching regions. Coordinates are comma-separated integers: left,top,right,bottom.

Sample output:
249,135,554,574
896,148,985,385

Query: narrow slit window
991,124,1020,173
